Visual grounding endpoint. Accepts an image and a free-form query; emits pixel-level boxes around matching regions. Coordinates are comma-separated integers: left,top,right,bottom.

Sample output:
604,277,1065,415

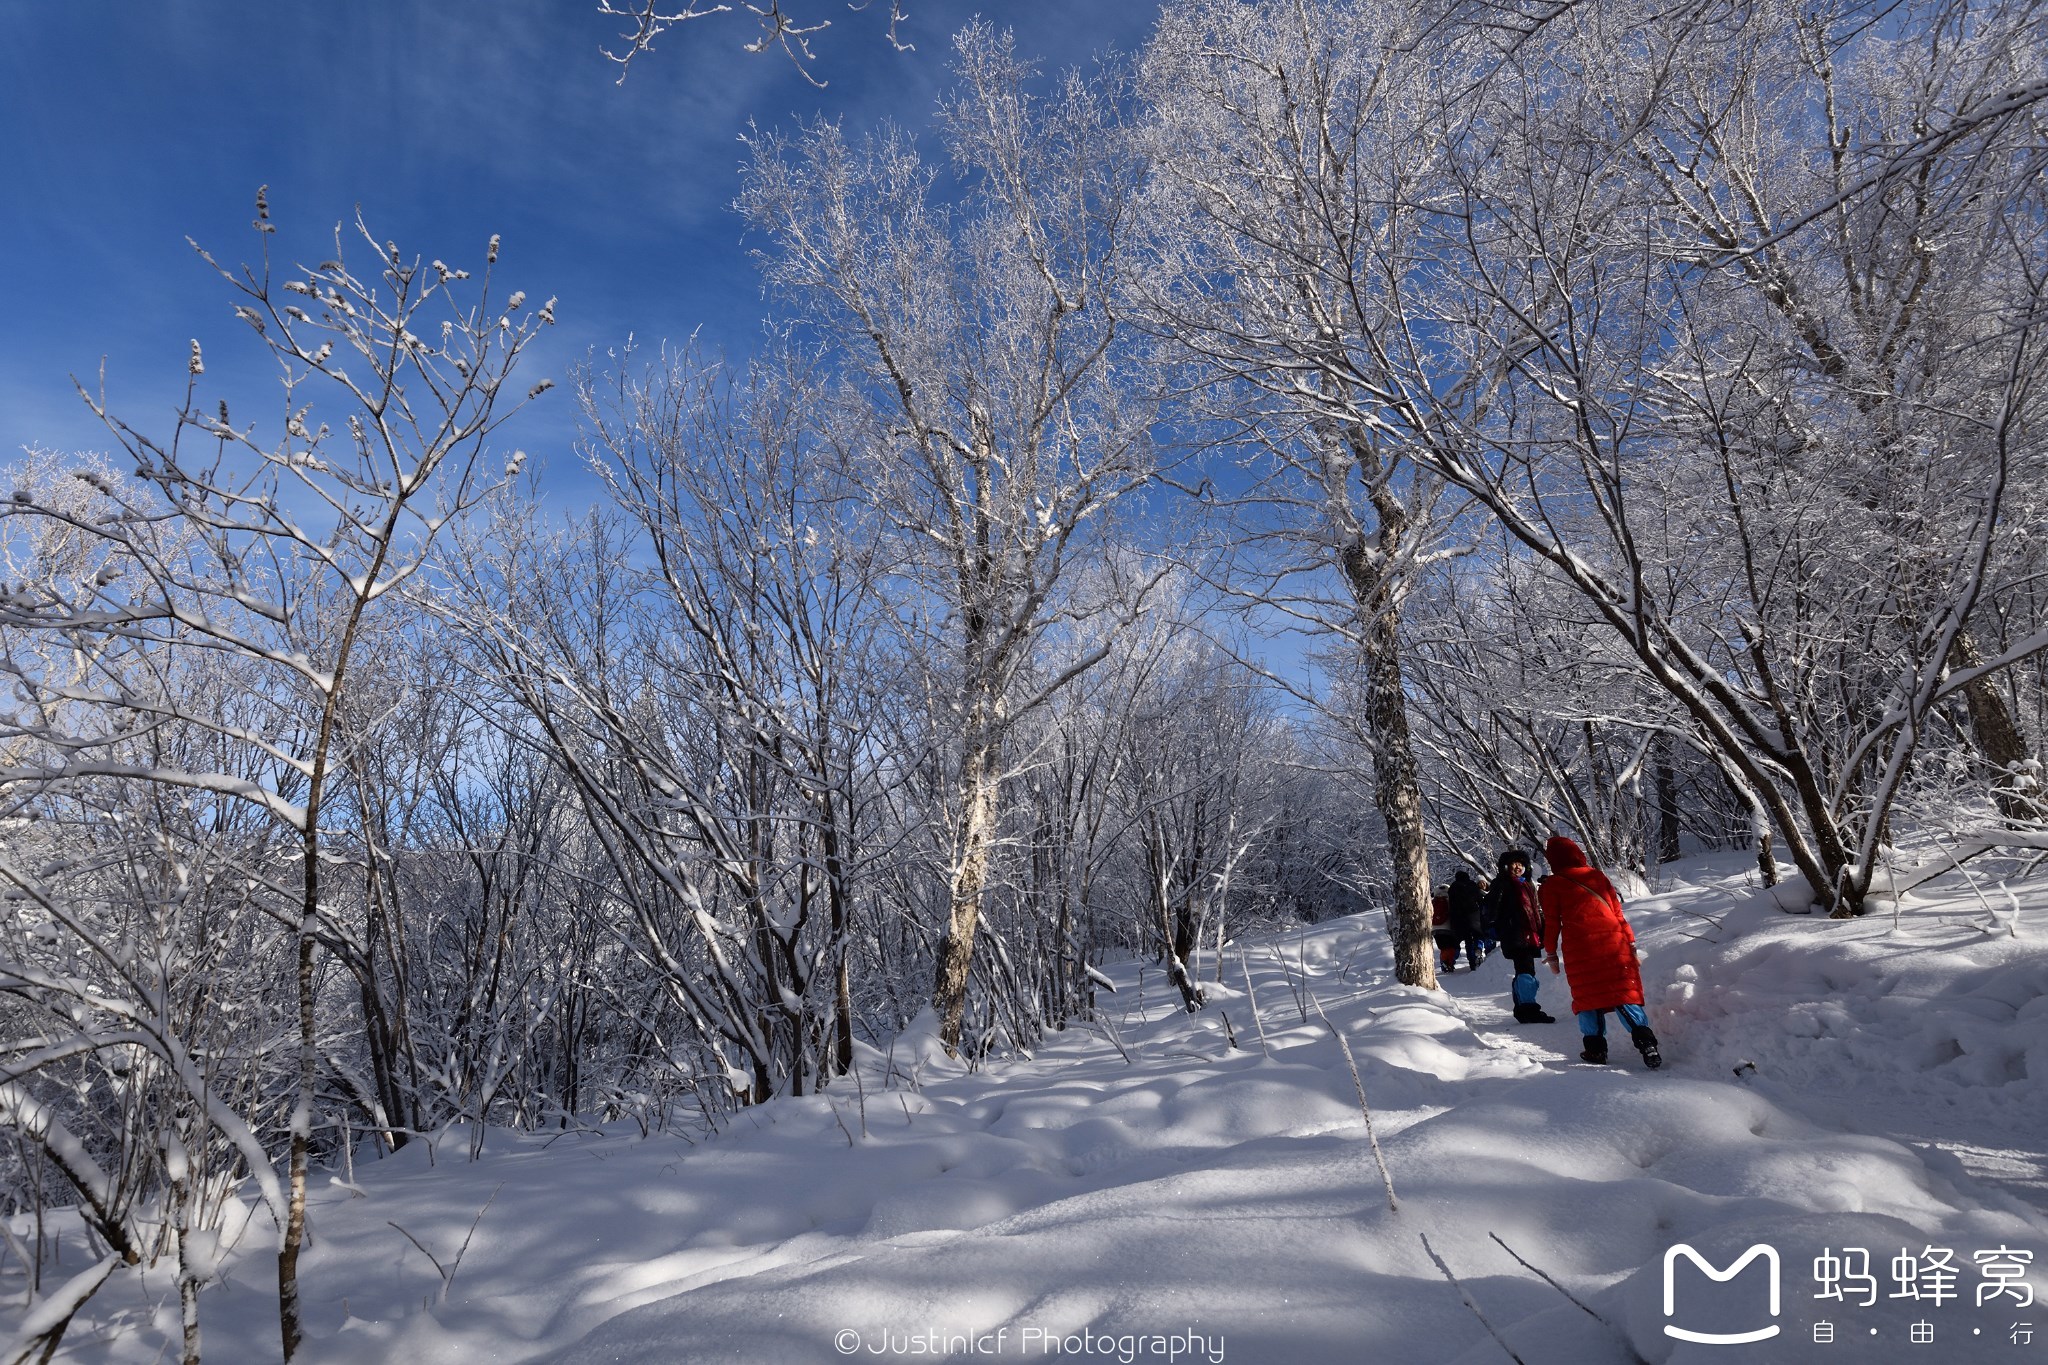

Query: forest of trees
0,0,2043,1358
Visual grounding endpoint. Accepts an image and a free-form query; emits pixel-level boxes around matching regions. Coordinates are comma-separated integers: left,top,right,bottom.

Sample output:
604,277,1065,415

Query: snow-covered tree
1135,0,2048,914
736,28,1160,1050
1134,0,1482,986
0,200,548,1358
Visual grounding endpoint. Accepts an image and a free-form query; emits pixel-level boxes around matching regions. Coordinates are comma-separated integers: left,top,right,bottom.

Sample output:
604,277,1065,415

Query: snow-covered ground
14,856,2048,1363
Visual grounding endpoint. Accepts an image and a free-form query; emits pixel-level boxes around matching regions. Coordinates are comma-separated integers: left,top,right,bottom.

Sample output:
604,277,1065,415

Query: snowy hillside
11,859,2047,1364
8,4,2046,1362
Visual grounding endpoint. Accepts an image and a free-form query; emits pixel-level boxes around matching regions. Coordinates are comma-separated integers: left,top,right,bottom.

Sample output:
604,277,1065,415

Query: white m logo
1663,1243,1781,1345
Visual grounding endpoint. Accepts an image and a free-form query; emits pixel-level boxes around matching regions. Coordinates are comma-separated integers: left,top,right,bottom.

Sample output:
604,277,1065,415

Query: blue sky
1,0,1164,507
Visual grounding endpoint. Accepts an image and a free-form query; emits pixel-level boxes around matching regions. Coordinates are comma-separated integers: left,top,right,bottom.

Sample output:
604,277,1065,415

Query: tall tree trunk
1653,733,1682,865
1169,814,1208,1009
279,868,315,1361
1950,627,2039,821
1054,873,1075,1026
1159,889,1205,1011
933,738,1000,1053
821,809,855,1076
1336,529,1437,987
1713,749,1783,890
1362,604,1437,988
1330,423,1436,988
1162,879,1207,1013
172,1152,201,1365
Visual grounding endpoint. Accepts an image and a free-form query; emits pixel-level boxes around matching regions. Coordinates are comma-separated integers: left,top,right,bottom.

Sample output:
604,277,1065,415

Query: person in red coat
1539,835,1661,1067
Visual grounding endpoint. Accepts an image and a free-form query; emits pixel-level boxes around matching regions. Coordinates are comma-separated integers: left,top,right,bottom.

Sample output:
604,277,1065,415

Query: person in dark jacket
1431,886,1456,971
1444,869,1487,971
1540,834,1660,1067
1486,849,1554,1023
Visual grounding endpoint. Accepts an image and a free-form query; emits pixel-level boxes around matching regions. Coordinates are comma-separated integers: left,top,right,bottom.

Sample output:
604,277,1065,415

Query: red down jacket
1538,836,1643,1015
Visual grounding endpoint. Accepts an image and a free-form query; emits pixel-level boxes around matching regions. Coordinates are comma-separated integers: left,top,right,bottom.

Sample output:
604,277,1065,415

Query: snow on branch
597,0,921,84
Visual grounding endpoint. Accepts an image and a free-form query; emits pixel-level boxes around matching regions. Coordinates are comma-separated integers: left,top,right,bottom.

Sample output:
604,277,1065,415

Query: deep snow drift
9,854,2047,1363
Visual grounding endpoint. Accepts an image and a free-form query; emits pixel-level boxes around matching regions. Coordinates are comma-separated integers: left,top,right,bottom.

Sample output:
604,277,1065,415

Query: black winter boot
1632,1025,1662,1069
1513,1002,1557,1024
1579,1034,1608,1064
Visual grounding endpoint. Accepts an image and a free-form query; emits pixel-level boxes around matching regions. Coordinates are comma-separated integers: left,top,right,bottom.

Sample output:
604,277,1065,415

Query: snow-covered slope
1646,860,2048,1220
15,859,2048,1364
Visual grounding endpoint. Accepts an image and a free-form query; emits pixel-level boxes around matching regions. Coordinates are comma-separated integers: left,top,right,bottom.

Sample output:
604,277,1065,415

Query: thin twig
1290,935,1311,1021
850,1053,869,1140
1490,1236,1646,1358
1317,1003,1397,1213
1488,1232,1602,1321
386,1181,503,1305
1421,1232,1531,1365
443,1182,502,1302
1237,947,1272,1057
1096,1013,1134,1066
386,1222,447,1285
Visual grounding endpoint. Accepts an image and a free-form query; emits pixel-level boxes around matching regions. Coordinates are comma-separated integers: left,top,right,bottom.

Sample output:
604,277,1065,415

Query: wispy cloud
2,1,1167,459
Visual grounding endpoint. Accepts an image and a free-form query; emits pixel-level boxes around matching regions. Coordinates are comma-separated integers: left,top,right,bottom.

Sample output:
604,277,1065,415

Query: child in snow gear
1486,850,1554,1023
1432,886,1457,971
1539,835,1661,1068
1445,870,1487,970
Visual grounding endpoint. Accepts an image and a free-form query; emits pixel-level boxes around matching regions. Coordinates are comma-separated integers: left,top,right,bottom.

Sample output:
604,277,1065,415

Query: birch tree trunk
934,730,1002,1050
1341,541,1436,989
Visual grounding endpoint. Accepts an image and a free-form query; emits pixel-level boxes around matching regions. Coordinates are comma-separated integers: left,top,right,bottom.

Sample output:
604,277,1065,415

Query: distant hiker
1539,835,1661,1068
1444,869,1487,971
1432,886,1456,971
1486,850,1554,1023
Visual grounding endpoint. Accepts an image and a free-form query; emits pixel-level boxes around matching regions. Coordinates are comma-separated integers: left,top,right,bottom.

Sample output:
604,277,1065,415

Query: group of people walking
1432,835,1662,1069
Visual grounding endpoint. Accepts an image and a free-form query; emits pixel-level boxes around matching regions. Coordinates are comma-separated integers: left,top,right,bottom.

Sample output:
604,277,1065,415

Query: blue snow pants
1577,1003,1649,1037
1509,954,1540,1007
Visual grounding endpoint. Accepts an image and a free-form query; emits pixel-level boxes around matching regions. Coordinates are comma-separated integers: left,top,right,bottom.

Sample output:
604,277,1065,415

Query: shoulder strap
1553,865,1611,903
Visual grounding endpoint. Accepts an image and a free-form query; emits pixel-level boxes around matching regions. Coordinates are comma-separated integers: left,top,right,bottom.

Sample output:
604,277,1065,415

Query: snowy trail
1628,864,2048,1231
1431,956,1573,1067
1438,917,2048,1231
16,863,2048,1364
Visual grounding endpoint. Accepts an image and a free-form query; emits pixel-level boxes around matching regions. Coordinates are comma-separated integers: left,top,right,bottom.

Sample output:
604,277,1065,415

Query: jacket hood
1450,870,1476,886
1496,848,1532,873
1545,835,1590,872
